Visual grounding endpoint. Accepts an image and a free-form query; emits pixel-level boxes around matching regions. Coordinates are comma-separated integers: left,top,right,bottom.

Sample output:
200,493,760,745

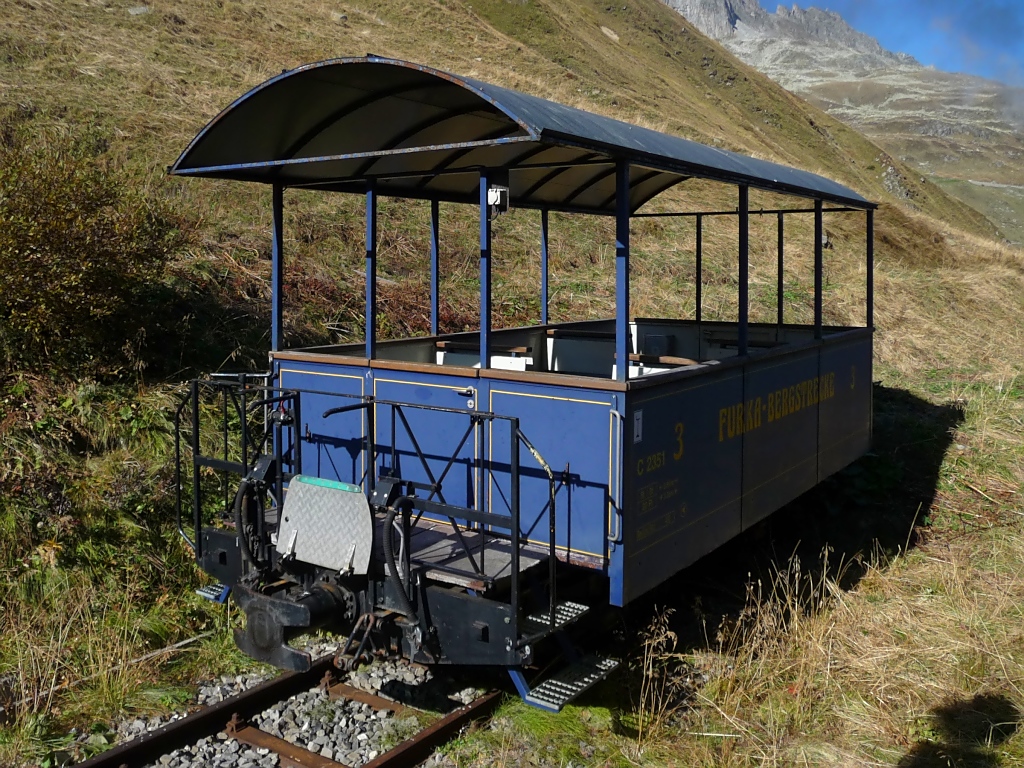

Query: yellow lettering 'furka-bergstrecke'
718,371,836,442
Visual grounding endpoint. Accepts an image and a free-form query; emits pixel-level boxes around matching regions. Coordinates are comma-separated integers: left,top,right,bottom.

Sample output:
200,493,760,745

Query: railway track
74,656,501,768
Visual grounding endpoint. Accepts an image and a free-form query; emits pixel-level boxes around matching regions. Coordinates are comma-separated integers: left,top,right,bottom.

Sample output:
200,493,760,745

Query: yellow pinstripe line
607,409,616,552
490,388,608,406
376,377,472,391
280,367,363,381
635,370,743,406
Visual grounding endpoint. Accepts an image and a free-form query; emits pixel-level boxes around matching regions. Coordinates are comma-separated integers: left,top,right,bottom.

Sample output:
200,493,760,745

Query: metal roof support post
271,183,284,352
866,208,874,329
738,185,749,357
540,209,549,326
614,160,630,382
479,172,492,369
430,199,440,336
695,213,703,338
365,181,377,359
814,199,823,340
777,211,784,329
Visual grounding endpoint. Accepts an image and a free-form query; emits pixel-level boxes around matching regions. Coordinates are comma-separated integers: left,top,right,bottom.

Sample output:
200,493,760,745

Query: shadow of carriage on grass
630,381,967,650
897,692,1020,768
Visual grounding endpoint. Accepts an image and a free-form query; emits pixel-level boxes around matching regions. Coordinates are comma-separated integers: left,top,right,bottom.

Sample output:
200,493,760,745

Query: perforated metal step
523,656,619,712
196,583,230,603
522,601,590,637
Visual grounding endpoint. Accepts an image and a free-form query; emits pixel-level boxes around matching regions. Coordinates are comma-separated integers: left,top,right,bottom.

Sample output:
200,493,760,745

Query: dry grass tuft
640,526,1024,766
631,608,690,750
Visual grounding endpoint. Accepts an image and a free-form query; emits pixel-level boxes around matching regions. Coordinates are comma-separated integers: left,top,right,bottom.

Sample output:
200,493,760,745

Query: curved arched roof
170,56,873,213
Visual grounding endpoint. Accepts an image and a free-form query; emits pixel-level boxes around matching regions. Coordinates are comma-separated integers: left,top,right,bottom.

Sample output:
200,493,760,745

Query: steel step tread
522,600,590,636
196,583,230,602
523,656,619,711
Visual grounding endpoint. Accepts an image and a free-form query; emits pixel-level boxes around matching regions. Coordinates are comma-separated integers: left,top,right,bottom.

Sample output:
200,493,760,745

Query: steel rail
73,659,501,768
362,690,501,768
73,656,337,768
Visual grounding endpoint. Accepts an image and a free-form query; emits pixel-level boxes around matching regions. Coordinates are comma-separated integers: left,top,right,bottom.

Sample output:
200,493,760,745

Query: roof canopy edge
170,56,876,213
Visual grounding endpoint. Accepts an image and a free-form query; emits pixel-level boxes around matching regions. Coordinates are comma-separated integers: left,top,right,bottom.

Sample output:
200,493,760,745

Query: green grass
934,177,1024,245
0,374,249,766
444,699,623,767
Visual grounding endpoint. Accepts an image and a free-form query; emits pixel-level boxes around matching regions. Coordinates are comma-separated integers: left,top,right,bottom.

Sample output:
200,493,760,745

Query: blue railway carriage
171,58,875,711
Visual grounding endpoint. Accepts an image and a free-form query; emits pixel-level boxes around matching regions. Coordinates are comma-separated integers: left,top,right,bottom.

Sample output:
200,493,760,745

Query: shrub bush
0,129,182,376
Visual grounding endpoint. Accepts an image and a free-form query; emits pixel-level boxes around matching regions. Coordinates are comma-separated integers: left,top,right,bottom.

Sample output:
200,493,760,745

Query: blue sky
762,1,1023,84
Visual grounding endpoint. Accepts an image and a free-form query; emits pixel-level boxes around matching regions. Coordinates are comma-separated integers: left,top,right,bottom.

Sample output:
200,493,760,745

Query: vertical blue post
738,185,749,357
777,211,784,328
430,199,440,336
271,183,284,352
365,182,377,359
814,198,823,340
614,160,630,382
540,209,549,326
866,208,874,329
479,172,492,368
695,213,703,331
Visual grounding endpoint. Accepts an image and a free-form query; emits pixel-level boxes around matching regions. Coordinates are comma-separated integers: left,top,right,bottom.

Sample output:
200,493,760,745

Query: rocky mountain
664,0,1024,243
666,0,910,66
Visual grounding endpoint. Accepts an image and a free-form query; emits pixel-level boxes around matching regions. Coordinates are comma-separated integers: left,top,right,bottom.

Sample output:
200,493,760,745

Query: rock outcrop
663,0,1024,243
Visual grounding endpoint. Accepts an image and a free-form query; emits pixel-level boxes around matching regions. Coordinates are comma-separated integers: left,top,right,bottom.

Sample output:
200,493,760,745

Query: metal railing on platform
174,380,560,635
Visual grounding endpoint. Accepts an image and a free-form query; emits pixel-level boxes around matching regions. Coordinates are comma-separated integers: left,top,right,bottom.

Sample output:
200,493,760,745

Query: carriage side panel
619,333,873,605
372,370,482,515
487,383,616,571
620,367,744,605
739,348,820,530
817,331,873,480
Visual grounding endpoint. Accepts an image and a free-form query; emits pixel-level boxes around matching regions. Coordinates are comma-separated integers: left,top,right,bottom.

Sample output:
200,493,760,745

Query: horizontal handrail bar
323,400,373,418
247,393,297,411
195,456,246,475
412,498,514,530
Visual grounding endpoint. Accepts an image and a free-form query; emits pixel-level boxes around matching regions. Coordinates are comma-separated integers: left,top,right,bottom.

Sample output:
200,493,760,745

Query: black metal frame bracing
176,379,564,644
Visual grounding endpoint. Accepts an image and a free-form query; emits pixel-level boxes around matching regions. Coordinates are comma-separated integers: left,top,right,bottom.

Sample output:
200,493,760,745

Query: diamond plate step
523,656,619,712
522,601,590,638
196,583,230,603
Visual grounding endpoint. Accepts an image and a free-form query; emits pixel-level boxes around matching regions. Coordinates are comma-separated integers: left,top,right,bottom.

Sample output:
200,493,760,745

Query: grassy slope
2,0,1008,348
1,1,1023,766
804,74,1024,243
1,0,996,228
935,177,1024,246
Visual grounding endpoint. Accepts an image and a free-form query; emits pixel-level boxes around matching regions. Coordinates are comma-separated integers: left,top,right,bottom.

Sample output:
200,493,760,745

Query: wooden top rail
546,329,616,339
628,353,700,366
704,333,784,349
611,352,700,366
436,340,531,355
